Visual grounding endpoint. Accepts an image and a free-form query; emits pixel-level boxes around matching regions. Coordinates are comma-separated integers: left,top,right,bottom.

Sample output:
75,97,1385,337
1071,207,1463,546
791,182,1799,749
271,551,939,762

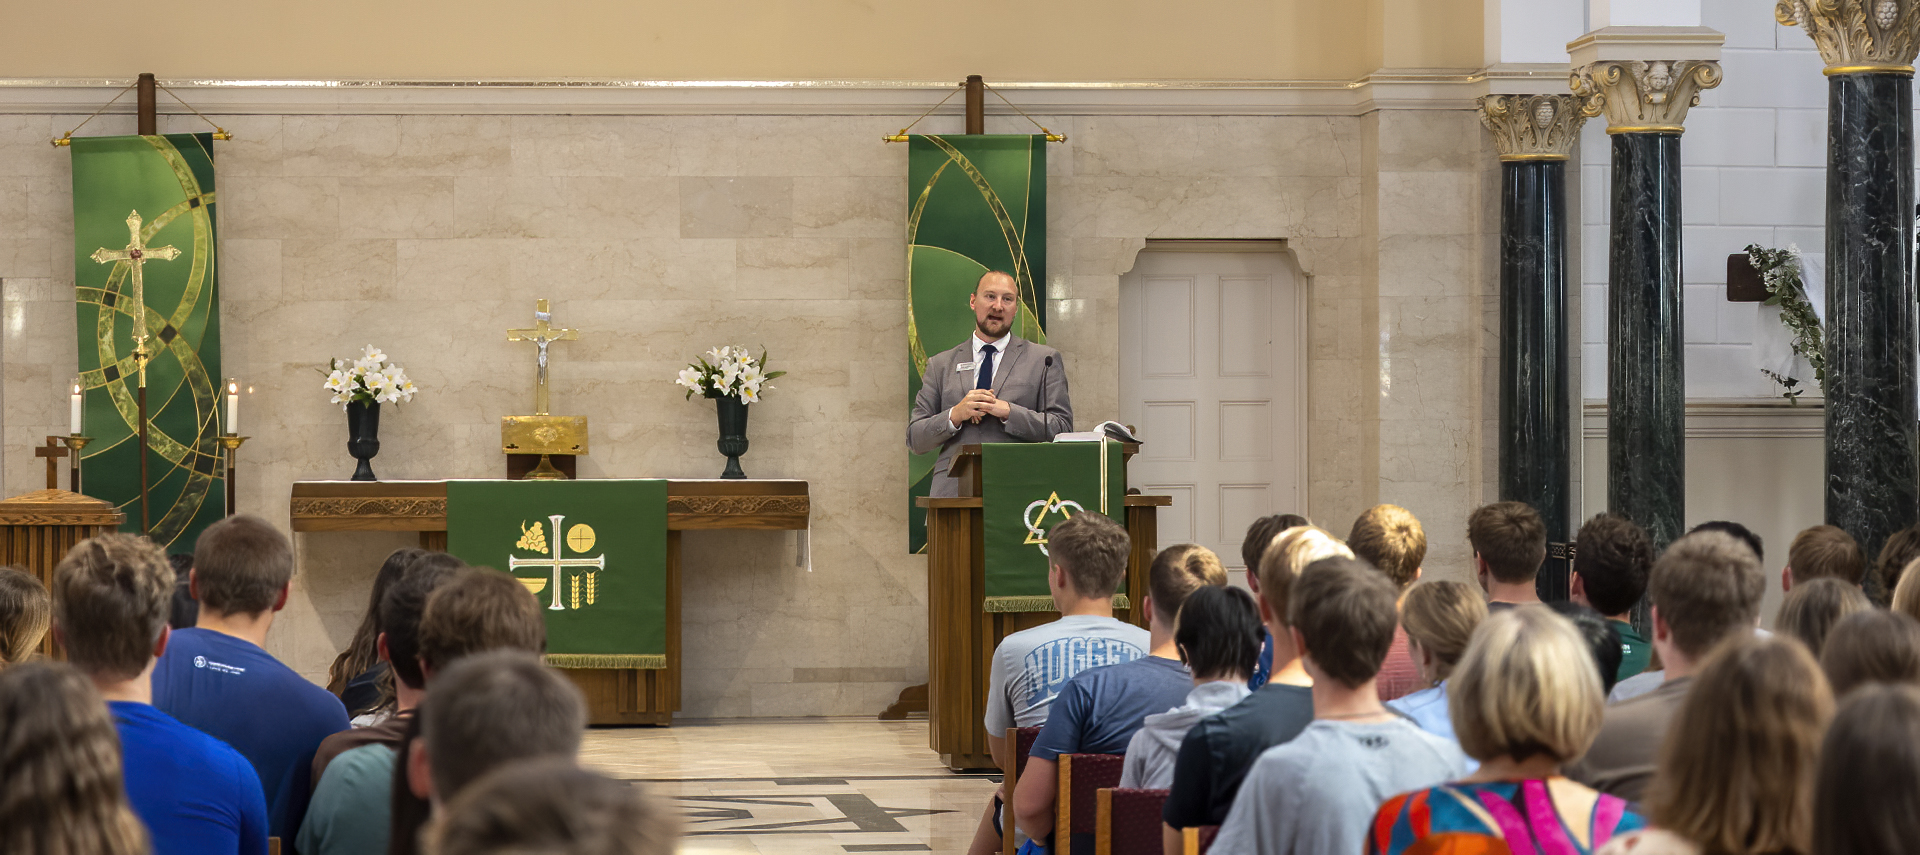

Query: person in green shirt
1570,513,1655,682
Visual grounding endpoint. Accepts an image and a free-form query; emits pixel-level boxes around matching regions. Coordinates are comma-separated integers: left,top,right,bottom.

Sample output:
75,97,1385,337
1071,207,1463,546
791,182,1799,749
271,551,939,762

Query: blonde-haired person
1368,606,1645,854
1160,527,1353,841
1385,581,1487,754
0,660,150,855
1890,556,1920,623
1348,504,1428,701
1775,577,1871,659
1597,637,1833,855
0,565,50,667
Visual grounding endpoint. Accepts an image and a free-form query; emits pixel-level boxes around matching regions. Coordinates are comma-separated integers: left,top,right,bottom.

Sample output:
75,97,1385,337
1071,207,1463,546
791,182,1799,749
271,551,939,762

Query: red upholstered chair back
1003,727,1044,855
1096,787,1170,855
1059,753,1127,855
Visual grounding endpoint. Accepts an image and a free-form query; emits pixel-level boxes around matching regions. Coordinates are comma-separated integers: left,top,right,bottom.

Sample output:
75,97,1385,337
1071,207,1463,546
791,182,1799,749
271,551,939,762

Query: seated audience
326,547,426,718
1213,557,1467,855
1370,606,1643,855
1598,636,1832,855
382,567,551,855
1568,529,1764,802
0,660,150,855
1239,513,1309,690
424,757,675,855
406,651,587,817
1120,585,1261,788
1819,609,1920,698
1012,542,1225,848
1874,525,1920,605
1467,501,1546,609
1776,577,1871,659
970,512,1146,855
1161,527,1352,839
1812,684,1920,855
0,565,50,667
153,515,350,841
1890,558,1920,623
167,554,198,630
298,558,475,855
1347,504,1426,700
1386,580,1486,750
1689,520,1765,564
1570,513,1655,682
54,534,267,855
1784,524,1866,594
1550,601,1625,695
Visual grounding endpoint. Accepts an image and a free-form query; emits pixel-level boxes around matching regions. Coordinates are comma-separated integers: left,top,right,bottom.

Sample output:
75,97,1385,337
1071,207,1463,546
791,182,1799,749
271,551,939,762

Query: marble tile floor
581,717,999,854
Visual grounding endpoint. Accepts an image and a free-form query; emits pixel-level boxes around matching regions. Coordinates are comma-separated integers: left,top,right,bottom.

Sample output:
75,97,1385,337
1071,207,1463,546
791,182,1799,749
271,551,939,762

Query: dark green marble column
1606,131,1686,548
1499,159,1571,543
1824,70,1917,569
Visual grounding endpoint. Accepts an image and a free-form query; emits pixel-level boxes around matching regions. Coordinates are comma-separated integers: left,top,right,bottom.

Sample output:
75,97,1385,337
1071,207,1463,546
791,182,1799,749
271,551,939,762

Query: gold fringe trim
545,653,667,670
984,594,1130,613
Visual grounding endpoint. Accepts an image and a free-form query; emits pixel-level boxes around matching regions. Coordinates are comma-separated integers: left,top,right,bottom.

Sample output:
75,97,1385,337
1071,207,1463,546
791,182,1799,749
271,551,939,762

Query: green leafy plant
1746,244,1824,404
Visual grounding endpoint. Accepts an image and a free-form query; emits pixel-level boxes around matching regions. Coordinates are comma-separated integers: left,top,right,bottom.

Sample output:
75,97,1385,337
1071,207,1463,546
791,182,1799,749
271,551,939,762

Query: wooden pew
1058,753,1126,855
1095,787,1170,855
1180,825,1220,855
1003,726,1042,855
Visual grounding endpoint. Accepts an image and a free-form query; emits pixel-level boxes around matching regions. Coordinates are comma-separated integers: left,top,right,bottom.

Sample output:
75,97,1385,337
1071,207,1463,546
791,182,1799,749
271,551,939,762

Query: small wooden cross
35,436,68,490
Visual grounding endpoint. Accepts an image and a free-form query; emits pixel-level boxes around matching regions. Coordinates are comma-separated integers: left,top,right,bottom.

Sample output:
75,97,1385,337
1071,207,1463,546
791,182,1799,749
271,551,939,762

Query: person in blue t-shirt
51,533,268,855
153,516,350,842
1011,543,1229,853
1238,514,1308,691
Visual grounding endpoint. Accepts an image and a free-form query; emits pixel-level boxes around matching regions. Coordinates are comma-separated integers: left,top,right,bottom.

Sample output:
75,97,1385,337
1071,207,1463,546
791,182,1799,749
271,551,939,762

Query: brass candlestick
219,434,250,516
59,435,91,495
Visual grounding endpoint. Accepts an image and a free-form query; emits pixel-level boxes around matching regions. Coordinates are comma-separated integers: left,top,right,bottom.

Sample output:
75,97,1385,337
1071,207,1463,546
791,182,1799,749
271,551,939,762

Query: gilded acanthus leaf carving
1477,94,1600,160
1780,0,1920,68
1571,60,1723,132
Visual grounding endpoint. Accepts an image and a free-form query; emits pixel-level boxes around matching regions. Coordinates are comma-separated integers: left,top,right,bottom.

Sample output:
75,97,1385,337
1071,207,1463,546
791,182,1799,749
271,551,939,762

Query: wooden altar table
289,479,809,725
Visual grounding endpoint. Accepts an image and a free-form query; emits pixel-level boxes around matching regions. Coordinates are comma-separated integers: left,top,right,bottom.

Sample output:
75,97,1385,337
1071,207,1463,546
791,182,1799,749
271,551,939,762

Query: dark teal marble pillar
1500,160,1571,543
1607,132,1686,548
1825,71,1918,567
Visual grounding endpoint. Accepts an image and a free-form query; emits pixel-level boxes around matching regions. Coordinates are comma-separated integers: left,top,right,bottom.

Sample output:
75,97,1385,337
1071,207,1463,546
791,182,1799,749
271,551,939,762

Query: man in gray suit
908,271,1074,498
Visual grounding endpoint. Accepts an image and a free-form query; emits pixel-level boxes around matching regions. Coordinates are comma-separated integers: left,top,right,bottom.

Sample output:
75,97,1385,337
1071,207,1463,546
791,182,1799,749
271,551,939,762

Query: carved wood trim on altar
290,479,809,532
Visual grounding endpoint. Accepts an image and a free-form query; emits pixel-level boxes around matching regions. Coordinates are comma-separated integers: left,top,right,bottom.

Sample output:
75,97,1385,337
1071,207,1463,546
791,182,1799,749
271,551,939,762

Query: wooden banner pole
136,73,157,135
964,75,984,134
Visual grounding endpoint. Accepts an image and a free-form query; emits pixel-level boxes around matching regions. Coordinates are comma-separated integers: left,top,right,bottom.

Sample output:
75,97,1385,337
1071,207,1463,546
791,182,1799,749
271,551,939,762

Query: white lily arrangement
675,346,785,404
320,344,420,409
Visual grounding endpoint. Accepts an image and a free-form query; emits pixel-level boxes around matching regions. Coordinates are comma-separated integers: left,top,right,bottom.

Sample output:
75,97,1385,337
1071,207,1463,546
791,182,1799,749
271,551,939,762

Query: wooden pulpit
0,490,126,657
918,444,1169,771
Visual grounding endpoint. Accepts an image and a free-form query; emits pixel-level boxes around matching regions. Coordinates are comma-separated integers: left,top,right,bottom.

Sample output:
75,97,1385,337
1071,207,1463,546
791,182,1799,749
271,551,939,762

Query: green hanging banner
445,480,669,669
980,442,1128,612
906,134,1047,552
70,134,224,549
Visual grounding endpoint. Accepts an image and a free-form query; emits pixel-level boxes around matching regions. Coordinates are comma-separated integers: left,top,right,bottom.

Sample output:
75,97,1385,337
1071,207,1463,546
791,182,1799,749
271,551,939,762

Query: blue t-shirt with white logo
153,627,350,841
984,614,1151,733
112,700,269,855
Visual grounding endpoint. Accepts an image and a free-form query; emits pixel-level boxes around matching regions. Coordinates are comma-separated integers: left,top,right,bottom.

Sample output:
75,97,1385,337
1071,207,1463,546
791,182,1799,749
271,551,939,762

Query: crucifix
34,437,69,490
507,300,580,416
90,209,178,534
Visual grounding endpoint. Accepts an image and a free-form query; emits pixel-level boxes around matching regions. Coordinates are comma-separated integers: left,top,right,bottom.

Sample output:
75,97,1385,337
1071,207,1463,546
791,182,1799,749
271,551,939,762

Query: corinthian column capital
1779,0,1920,72
1571,60,1723,133
1477,94,1600,161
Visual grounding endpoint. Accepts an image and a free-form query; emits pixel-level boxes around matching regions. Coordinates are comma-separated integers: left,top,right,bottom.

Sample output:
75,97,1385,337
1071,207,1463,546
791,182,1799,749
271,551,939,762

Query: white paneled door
1119,244,1304,576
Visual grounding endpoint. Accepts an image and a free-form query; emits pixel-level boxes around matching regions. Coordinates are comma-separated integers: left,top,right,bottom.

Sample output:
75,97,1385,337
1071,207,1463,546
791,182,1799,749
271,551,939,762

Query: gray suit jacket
907,336,1074,497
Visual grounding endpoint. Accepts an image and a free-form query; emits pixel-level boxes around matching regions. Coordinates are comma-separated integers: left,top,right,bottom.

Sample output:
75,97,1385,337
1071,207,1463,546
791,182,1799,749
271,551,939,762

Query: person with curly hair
0,660,151,855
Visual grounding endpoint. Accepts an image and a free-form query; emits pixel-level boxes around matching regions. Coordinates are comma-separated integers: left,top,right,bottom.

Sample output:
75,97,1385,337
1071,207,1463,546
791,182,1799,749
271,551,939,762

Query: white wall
1579,0,1828,400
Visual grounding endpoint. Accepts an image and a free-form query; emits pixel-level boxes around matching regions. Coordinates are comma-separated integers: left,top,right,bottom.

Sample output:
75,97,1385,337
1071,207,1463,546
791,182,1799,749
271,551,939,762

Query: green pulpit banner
70,133,224,549
981,442,1127,612
906,134,1047,553
446,480,668,669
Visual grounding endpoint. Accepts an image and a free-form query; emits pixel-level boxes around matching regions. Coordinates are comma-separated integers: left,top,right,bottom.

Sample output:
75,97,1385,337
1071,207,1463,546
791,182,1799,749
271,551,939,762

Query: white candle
69,381,82,435
225,380,240,435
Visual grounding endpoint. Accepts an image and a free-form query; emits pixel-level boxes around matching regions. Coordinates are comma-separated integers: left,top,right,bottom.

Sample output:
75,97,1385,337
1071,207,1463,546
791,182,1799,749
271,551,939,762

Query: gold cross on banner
507,299,580,416
508,514,606,611
89,210,180,380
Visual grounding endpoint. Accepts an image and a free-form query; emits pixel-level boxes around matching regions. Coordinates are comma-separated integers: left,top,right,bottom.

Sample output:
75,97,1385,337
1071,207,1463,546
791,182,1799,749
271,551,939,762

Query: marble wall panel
0,108,1498,712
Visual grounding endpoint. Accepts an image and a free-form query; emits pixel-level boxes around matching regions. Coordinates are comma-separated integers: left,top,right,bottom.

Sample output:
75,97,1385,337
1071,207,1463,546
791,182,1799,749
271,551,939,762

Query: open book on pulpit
1052,420,1140,443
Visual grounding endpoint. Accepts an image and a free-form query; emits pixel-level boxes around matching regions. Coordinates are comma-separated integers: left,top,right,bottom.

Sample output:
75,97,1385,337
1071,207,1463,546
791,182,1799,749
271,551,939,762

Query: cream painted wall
2,0,1480,82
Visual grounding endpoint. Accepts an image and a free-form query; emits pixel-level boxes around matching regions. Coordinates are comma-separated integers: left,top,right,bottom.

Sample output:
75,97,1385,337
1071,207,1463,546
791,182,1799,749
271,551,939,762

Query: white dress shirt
969,331,1010,388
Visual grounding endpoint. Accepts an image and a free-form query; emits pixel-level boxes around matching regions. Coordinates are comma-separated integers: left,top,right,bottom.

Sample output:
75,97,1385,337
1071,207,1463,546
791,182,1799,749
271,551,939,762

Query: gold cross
507,299,580,416
89,210,180,381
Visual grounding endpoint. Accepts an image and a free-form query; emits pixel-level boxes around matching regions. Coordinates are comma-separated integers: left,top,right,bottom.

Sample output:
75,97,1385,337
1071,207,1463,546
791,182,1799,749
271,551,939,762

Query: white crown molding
1582,398,1826,439
0,72,1491,117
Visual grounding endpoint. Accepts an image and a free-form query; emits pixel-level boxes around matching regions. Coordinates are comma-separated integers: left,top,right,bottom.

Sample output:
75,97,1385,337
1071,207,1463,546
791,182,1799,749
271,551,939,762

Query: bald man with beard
908,270,1074,498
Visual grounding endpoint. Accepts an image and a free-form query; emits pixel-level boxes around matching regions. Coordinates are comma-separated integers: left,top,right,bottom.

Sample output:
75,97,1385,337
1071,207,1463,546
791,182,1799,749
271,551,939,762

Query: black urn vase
346,400,381,481
714,395,749,479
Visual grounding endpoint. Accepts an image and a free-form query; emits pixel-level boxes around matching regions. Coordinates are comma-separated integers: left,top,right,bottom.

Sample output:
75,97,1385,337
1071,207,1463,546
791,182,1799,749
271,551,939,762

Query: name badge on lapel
957,362,977,372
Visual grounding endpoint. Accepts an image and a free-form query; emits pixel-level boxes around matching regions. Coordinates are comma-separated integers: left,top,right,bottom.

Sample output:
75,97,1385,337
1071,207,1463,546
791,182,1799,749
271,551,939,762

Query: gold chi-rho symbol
509,514,604,611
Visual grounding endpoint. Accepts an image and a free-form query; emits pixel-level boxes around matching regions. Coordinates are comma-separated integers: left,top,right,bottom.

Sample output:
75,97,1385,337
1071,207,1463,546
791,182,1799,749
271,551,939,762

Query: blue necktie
976,344,996,391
